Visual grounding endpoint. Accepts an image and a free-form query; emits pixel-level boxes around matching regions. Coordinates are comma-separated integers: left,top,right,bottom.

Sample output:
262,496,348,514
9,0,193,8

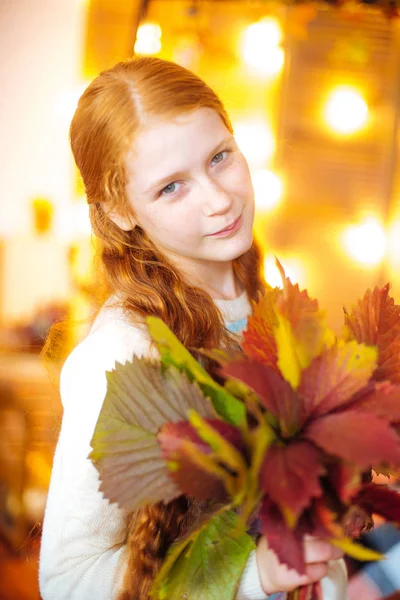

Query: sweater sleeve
39,321,152,600
236,555,348,600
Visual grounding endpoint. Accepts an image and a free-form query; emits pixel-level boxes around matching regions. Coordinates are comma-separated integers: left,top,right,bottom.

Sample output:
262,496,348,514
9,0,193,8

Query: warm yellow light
388,220,400,266
343,218,386,265
241,18,285,77
252,169,284,211
324,86,369,135
264,255,304,289
234,121,275,169
134,22,162,55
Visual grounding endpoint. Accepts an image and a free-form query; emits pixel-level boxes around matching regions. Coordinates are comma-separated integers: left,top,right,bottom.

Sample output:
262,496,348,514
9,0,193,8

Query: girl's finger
304,538,343,563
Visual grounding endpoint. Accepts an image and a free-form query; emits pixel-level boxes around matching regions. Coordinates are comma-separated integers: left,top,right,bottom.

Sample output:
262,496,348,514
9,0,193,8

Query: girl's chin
207,234,254,261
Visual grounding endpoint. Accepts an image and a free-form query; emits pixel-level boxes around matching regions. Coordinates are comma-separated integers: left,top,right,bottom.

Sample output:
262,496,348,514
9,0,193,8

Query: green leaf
90,358,214,510
151,509,255,600
147,316,246,427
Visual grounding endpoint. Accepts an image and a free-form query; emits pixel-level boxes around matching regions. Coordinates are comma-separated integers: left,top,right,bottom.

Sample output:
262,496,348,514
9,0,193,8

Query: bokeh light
134,22,162,55
324,86,369,135
234,120,275,169
252,169,284,211
343,217,386,265
241,18,285,77
263,255,304,289
388,220,400,266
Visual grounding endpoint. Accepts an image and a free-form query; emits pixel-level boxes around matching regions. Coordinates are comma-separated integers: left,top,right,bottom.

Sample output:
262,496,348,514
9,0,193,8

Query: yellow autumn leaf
276,314,335,389
330,537,384,562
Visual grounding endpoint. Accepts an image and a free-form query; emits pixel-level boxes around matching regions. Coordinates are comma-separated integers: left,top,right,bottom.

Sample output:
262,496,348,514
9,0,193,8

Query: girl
39,57,348,600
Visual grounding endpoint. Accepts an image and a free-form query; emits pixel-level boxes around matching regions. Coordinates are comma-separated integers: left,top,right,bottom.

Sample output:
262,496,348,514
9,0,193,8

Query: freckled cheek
225,164,254,200
148,206,203,242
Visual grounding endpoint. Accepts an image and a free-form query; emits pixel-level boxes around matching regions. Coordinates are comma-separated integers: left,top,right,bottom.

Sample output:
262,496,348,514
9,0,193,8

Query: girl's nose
203,180,232,217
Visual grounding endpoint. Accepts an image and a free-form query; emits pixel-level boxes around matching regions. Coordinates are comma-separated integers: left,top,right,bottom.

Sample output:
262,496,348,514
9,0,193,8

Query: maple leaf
274,260,335,389
260,442,324,526
352,483,400,523
259,497,309,574
90,358,214,510
354,381,400,423
342,505,373,538
242,285,280,369
344,284,400,383
304,410,400,469
297,341,378,417
158,415,248,503
326,460,362,504
222,360,306,437
158,421,230,502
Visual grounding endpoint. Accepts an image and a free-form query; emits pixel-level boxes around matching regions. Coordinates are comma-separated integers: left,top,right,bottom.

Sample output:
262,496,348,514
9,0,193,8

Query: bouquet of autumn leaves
90,262,400,600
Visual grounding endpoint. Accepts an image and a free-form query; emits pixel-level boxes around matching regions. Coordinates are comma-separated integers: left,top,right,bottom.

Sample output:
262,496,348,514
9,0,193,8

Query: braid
118,498,193,600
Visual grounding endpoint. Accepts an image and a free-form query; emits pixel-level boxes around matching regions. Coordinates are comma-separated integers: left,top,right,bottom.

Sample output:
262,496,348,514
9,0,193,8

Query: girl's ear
103,204,137,231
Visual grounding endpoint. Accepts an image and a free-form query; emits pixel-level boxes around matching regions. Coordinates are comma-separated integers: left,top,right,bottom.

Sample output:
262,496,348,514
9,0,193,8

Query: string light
343,217,386,265
241,18,285,77
134,22,162,55
252,169,284,211
324,86,369,135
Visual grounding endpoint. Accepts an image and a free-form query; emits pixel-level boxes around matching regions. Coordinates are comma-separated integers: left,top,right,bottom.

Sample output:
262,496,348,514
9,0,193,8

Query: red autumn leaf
222,360,305,436
311,498,343,538
344,284,400,383
158,421,224,501
342,505,373,538
304,410,400,468
354,381,400,424
259,497,308,574
260,442,324,523
298,342,377,418
327,461,362,503
353,483,400,523
242,287,280,369
157,420,243,502
274,260,332,363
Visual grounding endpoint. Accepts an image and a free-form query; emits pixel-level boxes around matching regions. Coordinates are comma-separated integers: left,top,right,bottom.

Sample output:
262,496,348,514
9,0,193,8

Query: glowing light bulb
234,121,275,169
134,22,162,55
241,18,285,77
264,255,304,289
343,218,386,265
324,86,369,135
252,169,284,211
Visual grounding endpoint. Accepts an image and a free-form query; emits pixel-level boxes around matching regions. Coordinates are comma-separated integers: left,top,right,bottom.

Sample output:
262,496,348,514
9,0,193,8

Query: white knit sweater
39,293,348,600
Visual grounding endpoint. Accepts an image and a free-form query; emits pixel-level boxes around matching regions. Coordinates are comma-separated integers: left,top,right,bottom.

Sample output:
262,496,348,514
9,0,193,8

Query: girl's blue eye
211,151,227,166
161,182,179,196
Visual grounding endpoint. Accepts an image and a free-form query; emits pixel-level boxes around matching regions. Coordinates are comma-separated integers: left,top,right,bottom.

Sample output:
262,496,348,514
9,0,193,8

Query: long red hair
69,56,265,598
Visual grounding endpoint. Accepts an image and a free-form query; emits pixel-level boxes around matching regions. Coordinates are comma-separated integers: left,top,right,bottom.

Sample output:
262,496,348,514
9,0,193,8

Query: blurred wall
0,0,87,322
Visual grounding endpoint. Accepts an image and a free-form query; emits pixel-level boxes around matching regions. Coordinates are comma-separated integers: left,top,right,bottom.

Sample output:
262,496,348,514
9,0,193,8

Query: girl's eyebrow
143,135,234,195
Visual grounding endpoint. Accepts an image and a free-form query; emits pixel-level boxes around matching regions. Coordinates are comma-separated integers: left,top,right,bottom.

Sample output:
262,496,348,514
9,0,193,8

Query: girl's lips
208,214,243,237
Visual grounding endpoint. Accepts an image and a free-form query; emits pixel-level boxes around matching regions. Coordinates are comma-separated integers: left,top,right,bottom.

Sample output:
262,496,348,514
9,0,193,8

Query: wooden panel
83,0,143,77
278,8,400,215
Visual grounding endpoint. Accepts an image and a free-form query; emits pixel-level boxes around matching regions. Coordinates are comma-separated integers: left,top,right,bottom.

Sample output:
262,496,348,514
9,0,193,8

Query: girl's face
124,107,255,276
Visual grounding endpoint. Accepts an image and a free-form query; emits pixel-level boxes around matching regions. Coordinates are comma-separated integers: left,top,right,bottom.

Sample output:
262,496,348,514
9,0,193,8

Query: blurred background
1,0,400,598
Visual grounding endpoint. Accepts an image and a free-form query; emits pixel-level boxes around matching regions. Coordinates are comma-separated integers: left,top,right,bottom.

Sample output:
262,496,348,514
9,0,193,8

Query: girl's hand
255,535,345,595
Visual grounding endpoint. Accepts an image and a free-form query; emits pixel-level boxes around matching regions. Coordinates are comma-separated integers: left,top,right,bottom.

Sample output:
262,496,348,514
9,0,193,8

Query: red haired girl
39,57,347,600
